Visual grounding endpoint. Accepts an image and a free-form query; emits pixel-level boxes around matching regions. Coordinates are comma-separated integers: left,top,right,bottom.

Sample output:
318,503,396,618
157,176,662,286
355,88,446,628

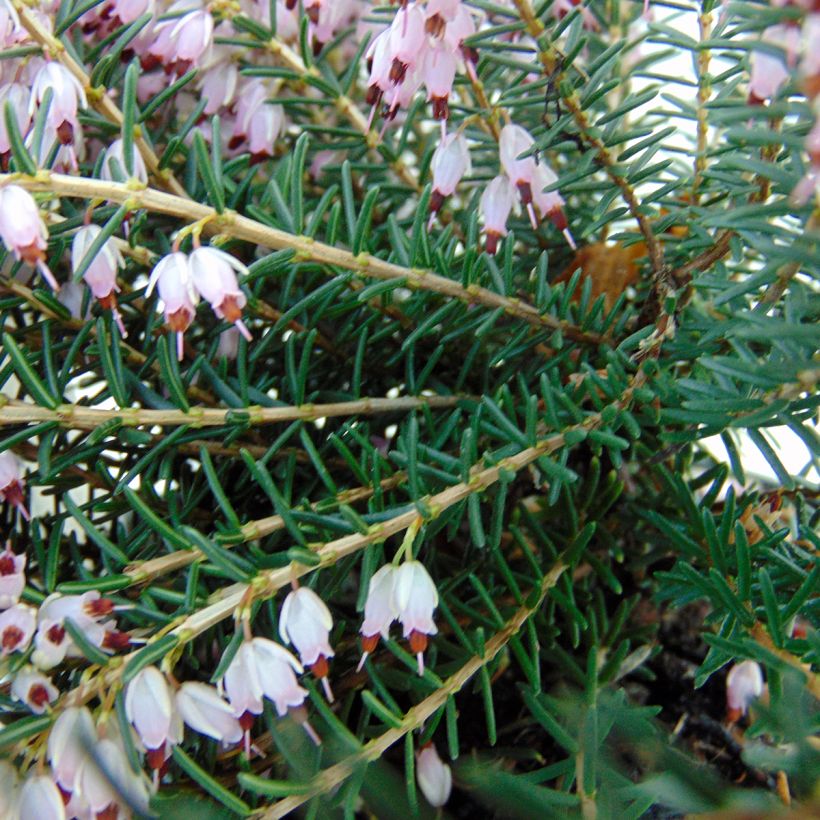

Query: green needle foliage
0,0,817,817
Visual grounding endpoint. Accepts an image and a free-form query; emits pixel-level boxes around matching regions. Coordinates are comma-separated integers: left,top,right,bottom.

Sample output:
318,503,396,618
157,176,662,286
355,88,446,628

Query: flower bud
416,744,452,808
726,660,764,722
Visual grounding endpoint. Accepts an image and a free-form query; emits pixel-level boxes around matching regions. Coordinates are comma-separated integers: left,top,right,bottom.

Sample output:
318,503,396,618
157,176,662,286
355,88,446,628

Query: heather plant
0,0,818,818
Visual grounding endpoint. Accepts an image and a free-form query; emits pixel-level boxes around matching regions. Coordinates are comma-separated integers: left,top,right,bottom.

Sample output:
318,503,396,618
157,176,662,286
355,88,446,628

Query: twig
0,394,462,430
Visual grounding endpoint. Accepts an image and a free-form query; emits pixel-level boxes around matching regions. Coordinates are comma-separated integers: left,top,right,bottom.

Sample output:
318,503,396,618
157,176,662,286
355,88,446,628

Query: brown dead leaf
555,241,646,309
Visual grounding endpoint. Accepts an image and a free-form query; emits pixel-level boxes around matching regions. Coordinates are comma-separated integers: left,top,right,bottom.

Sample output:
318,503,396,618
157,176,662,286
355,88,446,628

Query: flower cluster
0,542,131,718
366,0,476,132
146,245,252,360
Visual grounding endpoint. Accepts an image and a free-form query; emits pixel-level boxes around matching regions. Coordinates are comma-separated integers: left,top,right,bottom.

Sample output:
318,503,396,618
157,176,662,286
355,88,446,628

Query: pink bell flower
0,82,31,159
392,560,438,675
223,637,307,721
72,224,127,336
0,544,25,609
748,25,798,104
0,603,36,655
532,163,575,249
365,29,393,111
0,760,19,818
416,744,452,808
201,62,239,116
109,0,154,26
726,660,764,721
76,736,152,818
0,185,59,291
358,564,399,670
388,4,427,84
279,586,335,700
176,681,243,745
100,137,148,184
422,43,458,123
32,618,70,669
499,123,539,222
229,79,284,163
18,775,66,820
480,174,515,255
11,666,59,713
148,8,213,75
792,116,820,205
0,0,22,48
429,132,471,220
189,246,252,341
146,252,198,360
29,61,87,147
35,591,121,665
125,665,181,770
47,705,95,793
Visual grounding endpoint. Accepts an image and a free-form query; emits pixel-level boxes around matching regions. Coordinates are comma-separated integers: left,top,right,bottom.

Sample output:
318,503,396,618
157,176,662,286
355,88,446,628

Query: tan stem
0,394,461,430
2,171,604,344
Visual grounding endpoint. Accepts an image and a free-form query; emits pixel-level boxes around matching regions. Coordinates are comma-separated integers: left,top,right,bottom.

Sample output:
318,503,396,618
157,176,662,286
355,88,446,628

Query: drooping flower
0,603,36,655
229,79,284,163
416,744,452,808
189,246,252,341
47,705,96,793
11,666,59,713
748,24,799,104
0,543,26,609
726,660,764,721
0,760,19,818
76,735,152,818
392,560,438,675
146,8,214,75
532,163,575,249
29,61,87,148
429,132,471,221
18,774,66,820
279,586,335,701
223,637,307,721
176,681,243,745
125,665,181,770
146,252,198,361
71,224,127,336
499,123,538,210
358,564,399,670
0,83,31,163
0,185,59,291
422,42,458,124
480,174,515,255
